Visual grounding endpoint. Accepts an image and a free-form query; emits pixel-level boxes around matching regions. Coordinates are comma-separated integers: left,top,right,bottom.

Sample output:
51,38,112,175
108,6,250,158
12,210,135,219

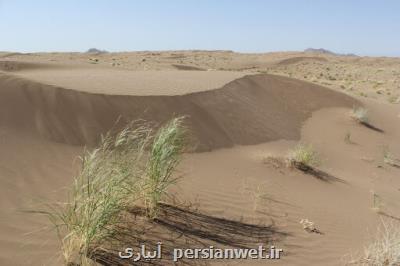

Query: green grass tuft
31,118,186,265
287,143,320,170
144,117,186,219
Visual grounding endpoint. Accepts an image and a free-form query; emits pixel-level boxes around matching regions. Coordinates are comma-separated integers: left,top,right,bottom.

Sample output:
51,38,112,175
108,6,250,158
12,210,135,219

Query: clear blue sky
0,0,399,56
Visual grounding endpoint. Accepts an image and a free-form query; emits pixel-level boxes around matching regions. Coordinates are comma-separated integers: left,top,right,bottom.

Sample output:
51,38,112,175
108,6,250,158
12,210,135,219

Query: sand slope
0,131,80,265
277,56,328,66
177,104,400,265
0,72,357,151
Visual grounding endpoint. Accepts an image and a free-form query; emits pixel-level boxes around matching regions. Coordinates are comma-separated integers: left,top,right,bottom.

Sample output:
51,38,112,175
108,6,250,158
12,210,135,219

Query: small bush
287,143,320,170
351,107,369,124
354,220,400,265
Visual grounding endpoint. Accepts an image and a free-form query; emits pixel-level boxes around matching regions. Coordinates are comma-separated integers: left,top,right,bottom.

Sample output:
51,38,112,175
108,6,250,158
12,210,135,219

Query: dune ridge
0,60,59,72
0,72,358,151
277,56,328,66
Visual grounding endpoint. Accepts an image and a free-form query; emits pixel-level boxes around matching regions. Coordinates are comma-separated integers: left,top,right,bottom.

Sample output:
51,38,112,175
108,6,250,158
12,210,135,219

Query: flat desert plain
0,50,399,265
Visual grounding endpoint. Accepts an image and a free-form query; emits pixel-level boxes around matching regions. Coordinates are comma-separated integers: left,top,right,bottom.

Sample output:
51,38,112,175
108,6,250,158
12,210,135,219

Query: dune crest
0,60,58,72
0,73,358,151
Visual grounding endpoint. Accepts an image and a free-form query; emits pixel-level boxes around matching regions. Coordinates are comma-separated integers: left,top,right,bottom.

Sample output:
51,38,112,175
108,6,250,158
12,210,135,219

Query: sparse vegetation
32,117,186,265
37,121,152,265
383,147,399,167
388,95,400,104
351,107,369,124
371,191,384,213
299,219,322,234
287,143,320,171
359,92,368,98
344,131,352,144
88,58,99,64
268,57,399,104
351,220,400,265
262,155,285,169
240,179,269,212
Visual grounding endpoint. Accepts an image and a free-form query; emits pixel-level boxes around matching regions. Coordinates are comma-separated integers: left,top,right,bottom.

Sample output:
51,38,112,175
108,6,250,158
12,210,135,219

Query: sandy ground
0,51,399,265
178,103,400,266
14,68,248,96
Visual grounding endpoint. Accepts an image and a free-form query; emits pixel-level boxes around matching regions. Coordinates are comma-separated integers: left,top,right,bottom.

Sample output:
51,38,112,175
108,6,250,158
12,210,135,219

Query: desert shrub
387,95,399,104
354,220,400,265
351,107,369,124
33,118,186,265
287,143,320,170
383,147,398,167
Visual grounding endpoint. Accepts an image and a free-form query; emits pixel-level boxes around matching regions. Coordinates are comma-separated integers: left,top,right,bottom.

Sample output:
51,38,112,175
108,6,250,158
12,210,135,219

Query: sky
0,0,399,56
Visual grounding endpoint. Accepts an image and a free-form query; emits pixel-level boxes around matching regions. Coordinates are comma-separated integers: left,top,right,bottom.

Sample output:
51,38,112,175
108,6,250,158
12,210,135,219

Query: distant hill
86,48,108,54
304,48,357,57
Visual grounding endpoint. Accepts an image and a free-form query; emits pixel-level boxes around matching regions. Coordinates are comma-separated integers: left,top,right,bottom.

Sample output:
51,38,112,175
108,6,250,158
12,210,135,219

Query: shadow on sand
386,162,400,169
379,211,400,222
292,162,346,183
302,167,346,183
360,121,384,133
91,203,289,265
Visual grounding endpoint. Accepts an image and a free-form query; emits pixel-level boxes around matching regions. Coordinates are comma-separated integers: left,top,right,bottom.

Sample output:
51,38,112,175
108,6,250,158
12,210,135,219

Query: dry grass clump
371,190,384,213
240,179,269,212
344,131,353,144
351,106,369,124
299,219,322,234
351,220,400,265
287,143,320,171
33,117,186,265
387,95,400,104
383,148,399,167
262,155,286,169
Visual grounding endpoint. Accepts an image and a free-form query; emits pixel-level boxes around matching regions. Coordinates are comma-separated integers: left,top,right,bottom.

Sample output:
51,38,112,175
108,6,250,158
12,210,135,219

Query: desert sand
0,50,399,265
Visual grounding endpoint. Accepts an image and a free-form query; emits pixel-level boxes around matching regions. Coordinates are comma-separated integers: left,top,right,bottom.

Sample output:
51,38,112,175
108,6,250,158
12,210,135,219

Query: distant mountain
304,48,357,57
86,48,108,54
304,48,335,55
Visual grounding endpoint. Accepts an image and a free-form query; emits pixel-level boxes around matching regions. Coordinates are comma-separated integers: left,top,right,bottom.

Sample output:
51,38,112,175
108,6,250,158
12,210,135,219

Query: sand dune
276,56,328,66
0,60,61,72
0,61,247,96
0,131,80,266
0,72,357,150
0,52,399,266
13,68,247,96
